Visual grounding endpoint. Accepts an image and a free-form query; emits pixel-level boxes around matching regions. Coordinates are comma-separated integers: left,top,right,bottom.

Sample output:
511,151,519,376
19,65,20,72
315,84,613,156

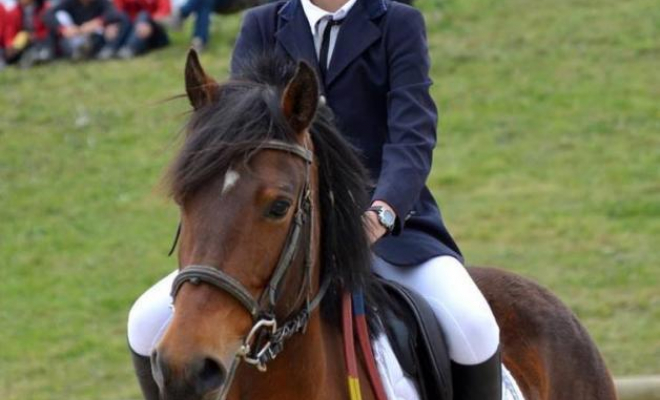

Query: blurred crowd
0,0,223,69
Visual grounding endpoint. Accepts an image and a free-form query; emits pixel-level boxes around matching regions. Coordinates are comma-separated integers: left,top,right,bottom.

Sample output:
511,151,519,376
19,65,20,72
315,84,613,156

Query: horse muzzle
152,349,228,400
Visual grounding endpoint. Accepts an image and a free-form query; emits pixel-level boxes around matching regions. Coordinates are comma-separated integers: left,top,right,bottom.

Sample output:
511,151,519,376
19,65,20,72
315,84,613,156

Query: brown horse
152,50,617,400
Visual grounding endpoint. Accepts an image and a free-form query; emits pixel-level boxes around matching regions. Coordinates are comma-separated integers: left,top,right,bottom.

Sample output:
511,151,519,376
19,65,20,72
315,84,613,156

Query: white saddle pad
372,334,525,400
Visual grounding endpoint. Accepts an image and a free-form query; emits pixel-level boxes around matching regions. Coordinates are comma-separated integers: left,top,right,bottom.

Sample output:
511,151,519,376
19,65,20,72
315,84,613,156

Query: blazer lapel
275,0,321,74
326,0,382,87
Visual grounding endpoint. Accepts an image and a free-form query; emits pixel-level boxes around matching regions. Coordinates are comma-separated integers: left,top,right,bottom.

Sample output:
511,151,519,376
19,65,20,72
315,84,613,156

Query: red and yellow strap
342,291,388,400
354,292,388,400
342,292,362,400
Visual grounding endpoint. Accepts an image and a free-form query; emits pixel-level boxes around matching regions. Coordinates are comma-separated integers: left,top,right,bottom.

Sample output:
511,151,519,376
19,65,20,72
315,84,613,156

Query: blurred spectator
168,0,226,51
0,3,6,69
113,0,169,59
44,0,130,60
2,0,55,67
0,0,17,9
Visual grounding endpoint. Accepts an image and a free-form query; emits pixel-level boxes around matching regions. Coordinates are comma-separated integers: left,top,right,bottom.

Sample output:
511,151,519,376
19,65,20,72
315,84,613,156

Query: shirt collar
300,0,357,34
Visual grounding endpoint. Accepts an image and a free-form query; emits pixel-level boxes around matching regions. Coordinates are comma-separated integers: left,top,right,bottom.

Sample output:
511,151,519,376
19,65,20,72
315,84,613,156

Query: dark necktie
319,18,342,82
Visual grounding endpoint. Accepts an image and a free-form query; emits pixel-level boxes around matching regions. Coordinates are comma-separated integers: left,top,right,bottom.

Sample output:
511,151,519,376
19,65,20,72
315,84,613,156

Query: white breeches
372,256,500,365
127,270,177,357
127,256,499,365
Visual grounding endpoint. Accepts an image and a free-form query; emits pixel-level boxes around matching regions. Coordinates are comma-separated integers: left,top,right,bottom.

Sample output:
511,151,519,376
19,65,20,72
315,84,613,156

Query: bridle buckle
240,317,278,372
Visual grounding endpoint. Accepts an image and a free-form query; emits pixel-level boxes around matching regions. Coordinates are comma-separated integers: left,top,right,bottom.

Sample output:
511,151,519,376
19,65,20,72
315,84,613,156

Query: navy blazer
230,0,462,266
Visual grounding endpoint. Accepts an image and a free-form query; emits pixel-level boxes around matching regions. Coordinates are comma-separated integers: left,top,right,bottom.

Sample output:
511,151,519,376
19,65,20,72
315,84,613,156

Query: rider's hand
364,201,394,245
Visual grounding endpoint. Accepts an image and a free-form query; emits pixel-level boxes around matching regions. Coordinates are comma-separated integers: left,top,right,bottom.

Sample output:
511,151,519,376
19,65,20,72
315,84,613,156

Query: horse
151,50,618,400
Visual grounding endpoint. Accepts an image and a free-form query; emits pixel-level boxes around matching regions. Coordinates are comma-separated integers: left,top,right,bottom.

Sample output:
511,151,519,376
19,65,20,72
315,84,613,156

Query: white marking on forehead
221,169,240,195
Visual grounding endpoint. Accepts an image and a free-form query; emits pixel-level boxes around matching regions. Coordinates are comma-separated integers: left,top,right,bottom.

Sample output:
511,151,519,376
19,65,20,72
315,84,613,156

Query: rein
169,139,330,400
343,292,388,400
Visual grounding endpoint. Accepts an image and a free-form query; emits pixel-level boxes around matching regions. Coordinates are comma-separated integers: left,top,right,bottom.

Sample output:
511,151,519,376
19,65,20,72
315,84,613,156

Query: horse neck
232,312,352,400
237,306,376,400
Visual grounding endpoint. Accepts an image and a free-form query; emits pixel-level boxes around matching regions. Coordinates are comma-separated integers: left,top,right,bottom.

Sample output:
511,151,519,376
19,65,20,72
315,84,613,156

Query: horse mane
167,54,381,327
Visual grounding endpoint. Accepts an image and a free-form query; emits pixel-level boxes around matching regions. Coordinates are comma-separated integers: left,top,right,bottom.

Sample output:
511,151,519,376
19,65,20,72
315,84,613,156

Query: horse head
153,50,328,400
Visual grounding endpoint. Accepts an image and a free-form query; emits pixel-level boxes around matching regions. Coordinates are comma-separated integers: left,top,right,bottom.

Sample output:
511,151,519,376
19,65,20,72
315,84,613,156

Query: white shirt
300,0,357,67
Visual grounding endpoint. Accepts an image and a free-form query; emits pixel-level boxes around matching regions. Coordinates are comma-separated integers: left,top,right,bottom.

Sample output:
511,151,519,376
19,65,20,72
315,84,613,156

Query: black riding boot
130,348,161,400
451,348,502,400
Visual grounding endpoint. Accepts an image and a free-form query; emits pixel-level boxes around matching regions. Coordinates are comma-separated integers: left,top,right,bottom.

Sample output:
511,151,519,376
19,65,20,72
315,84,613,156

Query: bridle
169,139,331,400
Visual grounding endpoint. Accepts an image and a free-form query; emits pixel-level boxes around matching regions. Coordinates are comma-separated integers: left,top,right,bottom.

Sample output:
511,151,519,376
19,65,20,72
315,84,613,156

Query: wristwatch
368,206,396,234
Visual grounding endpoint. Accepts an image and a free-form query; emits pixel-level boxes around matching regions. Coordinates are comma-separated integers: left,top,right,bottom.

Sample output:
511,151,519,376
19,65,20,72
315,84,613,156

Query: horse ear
281,61,319,135
185,49,219,110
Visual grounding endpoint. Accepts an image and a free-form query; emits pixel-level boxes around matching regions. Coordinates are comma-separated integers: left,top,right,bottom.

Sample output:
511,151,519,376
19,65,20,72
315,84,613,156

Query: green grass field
1,0,658,398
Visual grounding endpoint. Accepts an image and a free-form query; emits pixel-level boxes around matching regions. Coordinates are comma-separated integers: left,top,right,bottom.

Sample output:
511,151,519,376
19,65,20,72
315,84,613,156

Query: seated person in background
167,0,225,51
2,0,55,67
44,0,130,60
113,0,169,59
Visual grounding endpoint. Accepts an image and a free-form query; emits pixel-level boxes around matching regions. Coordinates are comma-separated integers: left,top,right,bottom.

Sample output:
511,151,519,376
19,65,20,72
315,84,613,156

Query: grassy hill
0,0,658,398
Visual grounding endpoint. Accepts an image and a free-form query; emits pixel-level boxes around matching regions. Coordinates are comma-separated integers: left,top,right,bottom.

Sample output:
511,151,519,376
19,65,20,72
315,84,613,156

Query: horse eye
268,199,292,218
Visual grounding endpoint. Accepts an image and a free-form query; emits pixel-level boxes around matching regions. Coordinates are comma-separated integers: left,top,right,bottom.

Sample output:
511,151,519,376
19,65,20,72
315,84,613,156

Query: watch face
380,209,396,230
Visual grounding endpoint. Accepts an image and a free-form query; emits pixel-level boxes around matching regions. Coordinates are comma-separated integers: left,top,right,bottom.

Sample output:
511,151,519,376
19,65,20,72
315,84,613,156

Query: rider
127,0,502,399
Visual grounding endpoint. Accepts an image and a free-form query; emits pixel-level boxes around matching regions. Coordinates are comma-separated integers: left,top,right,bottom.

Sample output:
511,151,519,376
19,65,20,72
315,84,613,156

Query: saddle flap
378,278,453,400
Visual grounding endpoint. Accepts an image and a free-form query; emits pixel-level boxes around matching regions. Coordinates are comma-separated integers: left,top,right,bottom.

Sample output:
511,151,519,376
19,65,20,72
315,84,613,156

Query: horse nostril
192,357,226,395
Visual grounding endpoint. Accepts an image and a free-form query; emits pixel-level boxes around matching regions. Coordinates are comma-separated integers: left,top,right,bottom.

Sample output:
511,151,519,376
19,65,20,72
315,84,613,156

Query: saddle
377,278,453,400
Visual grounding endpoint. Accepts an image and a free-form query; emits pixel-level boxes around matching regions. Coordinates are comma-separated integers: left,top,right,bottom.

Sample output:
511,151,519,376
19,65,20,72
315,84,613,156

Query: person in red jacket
113,0,170,58
2,0,55,67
